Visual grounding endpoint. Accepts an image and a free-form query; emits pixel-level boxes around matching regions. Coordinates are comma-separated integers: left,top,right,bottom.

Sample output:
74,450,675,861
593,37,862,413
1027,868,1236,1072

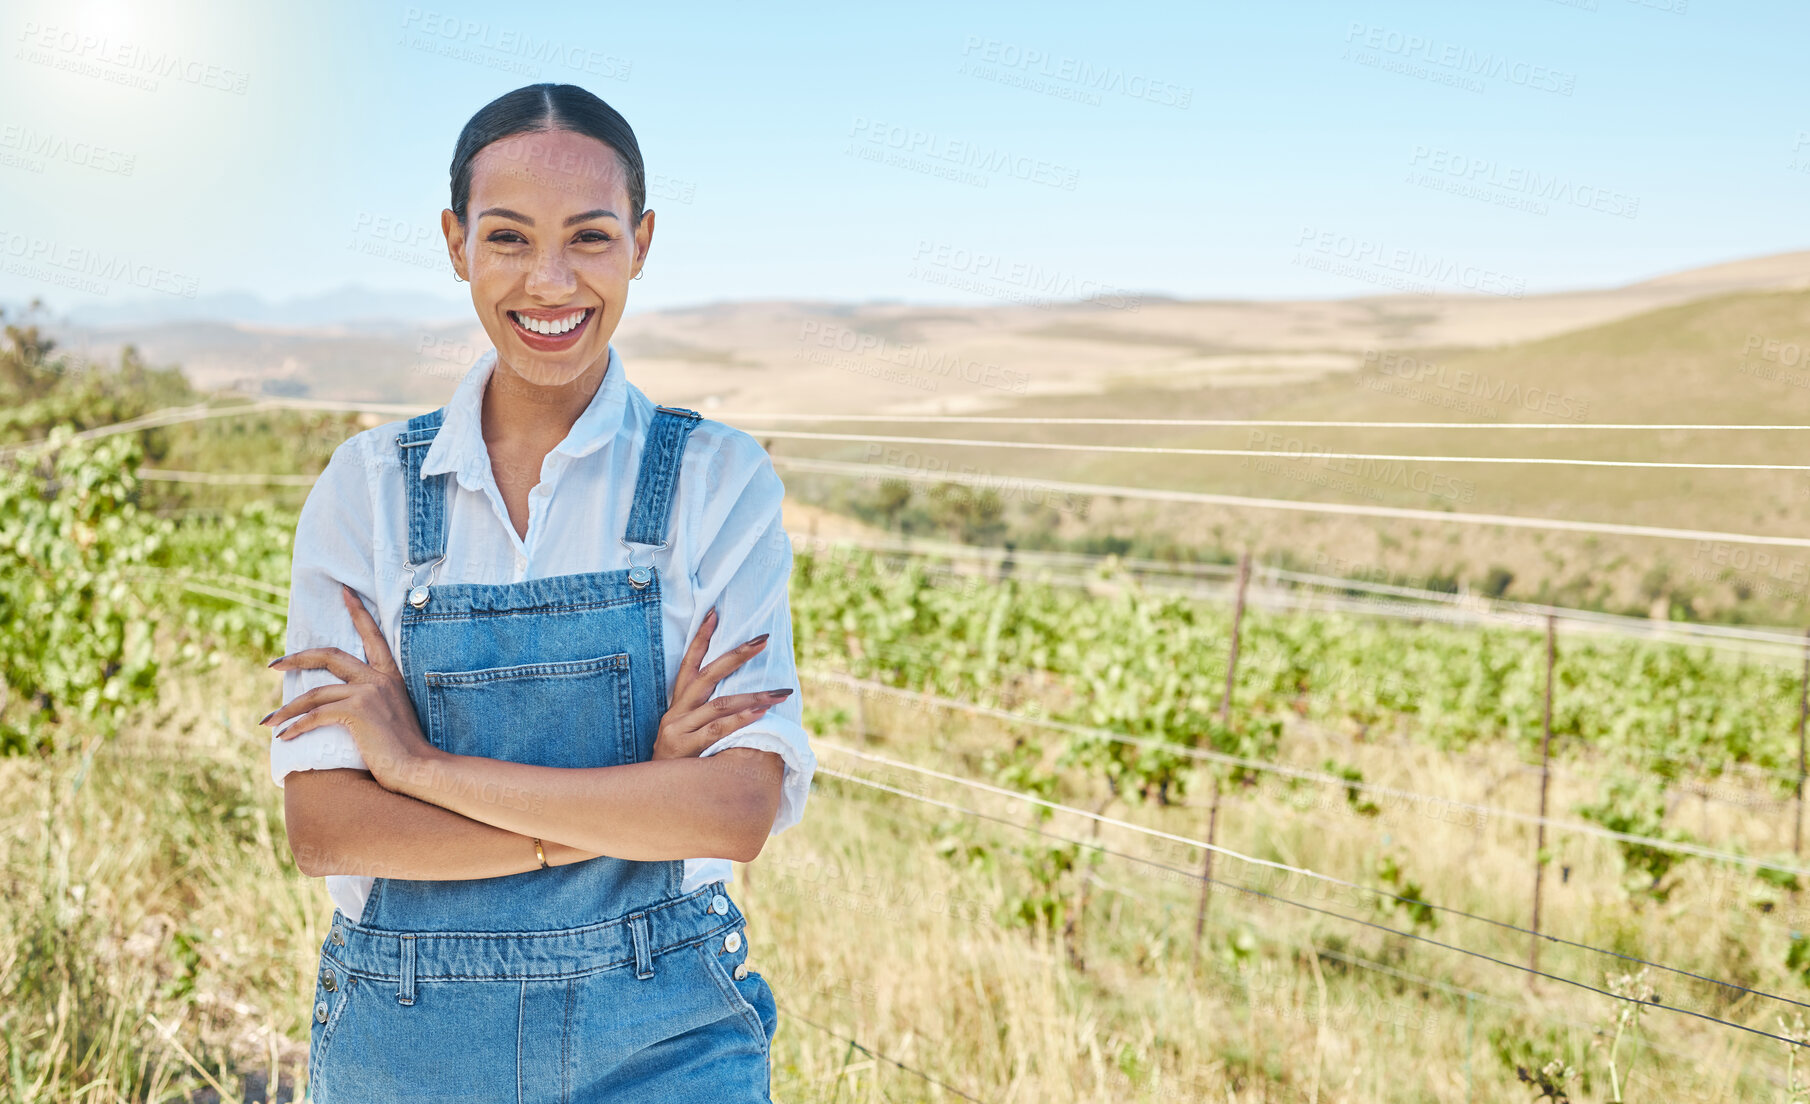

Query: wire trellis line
803,669,1810,876
139,468,317,486
0,399,287,461
753,428,1810,471
798,536,1810,673
771,455,1810,551
788,1011,993,1104
117,457,1810,614
813,745,1810,1017
116,568,289,617
22,398,1810,548
1074,855,1777,1090
802,532,1810,652
121,468,1810,813
848,791,1787,1094
720,412,1810,431
0,394,430,462
816,767,1810,1051
78,453,1810,656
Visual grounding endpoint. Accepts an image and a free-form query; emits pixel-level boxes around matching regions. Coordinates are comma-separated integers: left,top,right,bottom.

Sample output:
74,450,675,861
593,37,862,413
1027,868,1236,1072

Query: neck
480,351,609,451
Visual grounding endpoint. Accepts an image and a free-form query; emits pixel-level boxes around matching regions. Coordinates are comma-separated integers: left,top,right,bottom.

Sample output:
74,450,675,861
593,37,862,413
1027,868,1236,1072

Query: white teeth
511,309,588,336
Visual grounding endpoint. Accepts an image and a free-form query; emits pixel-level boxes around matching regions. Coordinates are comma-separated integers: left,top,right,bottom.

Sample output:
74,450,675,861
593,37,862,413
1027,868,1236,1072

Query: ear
633,208,656,273
442,208,469,281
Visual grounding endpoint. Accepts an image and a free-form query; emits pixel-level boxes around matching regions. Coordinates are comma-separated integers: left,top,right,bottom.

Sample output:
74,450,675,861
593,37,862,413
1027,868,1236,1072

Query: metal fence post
1529,613,1556,990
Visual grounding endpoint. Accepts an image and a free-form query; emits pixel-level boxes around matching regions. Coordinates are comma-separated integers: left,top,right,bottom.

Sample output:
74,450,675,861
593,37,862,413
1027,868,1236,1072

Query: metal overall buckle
620,537,666,589
402,554,445,608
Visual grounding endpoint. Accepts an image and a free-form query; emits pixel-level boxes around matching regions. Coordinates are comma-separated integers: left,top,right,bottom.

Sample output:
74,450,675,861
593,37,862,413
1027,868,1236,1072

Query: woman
262,83,813,1102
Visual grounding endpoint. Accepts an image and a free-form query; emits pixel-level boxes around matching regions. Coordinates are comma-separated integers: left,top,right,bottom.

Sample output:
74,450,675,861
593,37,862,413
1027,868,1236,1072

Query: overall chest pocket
425,653,638,769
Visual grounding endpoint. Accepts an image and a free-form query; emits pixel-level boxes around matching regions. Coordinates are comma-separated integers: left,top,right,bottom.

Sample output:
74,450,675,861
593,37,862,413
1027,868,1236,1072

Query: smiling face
441,127,654,392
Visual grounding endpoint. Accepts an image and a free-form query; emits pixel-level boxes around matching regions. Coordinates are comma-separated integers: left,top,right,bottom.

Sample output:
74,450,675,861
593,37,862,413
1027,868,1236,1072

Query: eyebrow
476,207,619,227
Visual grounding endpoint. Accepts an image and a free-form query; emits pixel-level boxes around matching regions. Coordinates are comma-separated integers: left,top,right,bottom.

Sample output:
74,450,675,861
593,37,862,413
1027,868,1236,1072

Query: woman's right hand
651,607,795,761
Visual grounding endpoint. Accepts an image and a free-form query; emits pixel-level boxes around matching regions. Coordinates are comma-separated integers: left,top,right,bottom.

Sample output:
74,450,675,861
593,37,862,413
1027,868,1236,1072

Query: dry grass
2,650,1804,1101
0,650,318,1102
754,679,1806,1101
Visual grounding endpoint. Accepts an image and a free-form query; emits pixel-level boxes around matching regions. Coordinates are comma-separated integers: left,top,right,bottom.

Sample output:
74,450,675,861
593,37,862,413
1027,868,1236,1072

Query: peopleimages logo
1406,145,1639,219
795,320,1030,394
861,443,1092,518
1735,333,1810,390
0,123,136,176
398,8,631,78
0,229,199,298
956,36,1193,109
1692,541,1810,590
1741,334,1808,369
1293,226,1526,298
1365,350,1592,419
847,117,1080,190
1341,23,1577,96
908,240,1141,311
1241,429,1478,504
14,21,250,94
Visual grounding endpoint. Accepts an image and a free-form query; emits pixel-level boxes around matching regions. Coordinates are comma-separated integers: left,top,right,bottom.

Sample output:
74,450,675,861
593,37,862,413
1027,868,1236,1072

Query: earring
633,269,644,280
454,272,467,283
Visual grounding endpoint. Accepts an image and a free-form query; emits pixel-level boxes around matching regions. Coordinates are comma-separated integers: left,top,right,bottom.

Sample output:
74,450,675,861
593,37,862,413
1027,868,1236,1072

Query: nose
524,245,578,300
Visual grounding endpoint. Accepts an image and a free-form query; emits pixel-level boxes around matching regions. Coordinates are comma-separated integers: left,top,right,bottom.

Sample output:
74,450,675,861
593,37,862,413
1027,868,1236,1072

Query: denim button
314,1000,329,1023
710,894,728,915
733,963,749,980
723,931,741,953
321,968,337,992
331,926,345,946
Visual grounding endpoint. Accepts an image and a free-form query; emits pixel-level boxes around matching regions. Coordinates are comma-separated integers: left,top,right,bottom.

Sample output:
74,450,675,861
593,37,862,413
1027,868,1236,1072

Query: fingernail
267,656,282,668
259,711,274,725
707,606,718,621
748,633,769,647
768,688,793,699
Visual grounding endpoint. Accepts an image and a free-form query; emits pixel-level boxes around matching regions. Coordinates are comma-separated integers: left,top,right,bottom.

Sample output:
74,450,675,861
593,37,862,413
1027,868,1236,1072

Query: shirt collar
419,343,629,487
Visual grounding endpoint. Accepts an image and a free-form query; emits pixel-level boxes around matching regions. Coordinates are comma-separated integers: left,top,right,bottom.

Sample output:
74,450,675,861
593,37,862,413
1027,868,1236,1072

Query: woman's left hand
261,583,438,791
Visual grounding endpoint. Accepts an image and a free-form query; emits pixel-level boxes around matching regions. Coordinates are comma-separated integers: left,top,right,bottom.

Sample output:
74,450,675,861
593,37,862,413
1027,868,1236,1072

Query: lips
507,307,594,350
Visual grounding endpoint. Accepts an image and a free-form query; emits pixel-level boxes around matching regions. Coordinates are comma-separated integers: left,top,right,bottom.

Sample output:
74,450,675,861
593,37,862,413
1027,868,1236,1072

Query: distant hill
38,316,487,402
1626,249,1810,294
26,250,1810,413
841,285,1810,624
18,251,1809,622
49,284,471,329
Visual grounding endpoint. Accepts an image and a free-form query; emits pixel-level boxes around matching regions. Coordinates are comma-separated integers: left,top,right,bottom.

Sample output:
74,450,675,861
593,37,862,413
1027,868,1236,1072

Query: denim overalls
306,403,779,1102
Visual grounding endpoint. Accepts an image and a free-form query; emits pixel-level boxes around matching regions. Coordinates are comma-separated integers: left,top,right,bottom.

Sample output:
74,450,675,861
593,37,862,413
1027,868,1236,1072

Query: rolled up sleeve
684,434,815,836
269,433,376,787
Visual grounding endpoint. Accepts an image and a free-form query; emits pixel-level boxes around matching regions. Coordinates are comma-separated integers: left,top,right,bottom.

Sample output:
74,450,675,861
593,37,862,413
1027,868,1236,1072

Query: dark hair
449,83,646,228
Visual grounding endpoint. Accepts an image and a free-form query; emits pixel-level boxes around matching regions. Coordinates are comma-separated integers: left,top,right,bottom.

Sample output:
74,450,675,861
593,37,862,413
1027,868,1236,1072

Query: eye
576,230,611,244
486,230,527,245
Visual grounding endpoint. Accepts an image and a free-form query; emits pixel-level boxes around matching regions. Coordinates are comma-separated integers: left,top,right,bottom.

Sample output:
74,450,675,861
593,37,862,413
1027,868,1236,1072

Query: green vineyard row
5,426,1806,905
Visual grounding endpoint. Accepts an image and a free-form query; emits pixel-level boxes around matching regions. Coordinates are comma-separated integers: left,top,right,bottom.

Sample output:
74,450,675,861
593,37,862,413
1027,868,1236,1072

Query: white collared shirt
269,342,815,923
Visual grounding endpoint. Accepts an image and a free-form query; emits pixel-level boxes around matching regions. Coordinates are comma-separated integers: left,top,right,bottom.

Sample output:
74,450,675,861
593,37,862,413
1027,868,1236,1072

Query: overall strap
623,405,703,548
395,408,449,572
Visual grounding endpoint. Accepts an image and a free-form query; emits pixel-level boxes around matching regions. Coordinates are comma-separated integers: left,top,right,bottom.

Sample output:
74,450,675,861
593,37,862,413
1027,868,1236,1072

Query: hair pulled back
449,83,646,228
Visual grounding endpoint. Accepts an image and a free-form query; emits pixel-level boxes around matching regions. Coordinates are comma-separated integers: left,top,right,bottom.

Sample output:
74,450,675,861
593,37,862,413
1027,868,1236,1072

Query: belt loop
630,913,654,980
398,934,417,1005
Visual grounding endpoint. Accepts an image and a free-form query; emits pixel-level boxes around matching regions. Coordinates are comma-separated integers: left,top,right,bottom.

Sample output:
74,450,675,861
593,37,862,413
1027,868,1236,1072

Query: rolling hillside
774,287,1810,624
29,251,1810,623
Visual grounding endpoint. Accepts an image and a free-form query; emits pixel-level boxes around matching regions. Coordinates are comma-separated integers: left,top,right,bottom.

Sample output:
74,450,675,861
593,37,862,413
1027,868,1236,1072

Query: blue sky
2,0,1806,320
